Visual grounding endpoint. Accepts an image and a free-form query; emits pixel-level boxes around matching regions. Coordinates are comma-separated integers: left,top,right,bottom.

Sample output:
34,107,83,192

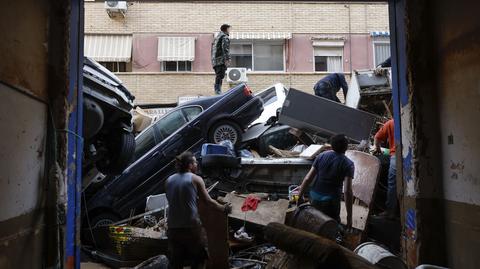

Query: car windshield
182,106,202,121
134,127,156,160
156,110,187,138
132,106,203,162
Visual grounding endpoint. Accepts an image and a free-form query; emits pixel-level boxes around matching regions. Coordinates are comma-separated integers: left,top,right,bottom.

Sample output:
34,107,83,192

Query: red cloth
375,119,396,156
241,195,261,212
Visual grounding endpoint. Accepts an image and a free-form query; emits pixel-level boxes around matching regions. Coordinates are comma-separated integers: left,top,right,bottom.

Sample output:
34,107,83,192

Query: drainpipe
346,4,353,74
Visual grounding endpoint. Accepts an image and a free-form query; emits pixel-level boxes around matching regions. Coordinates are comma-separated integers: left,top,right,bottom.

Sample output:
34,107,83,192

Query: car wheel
89,212,120,229
209,120,242,146
97,131,135,175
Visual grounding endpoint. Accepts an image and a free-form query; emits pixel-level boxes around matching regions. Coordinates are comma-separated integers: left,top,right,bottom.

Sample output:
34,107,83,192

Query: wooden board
223,193,290,226
198,200,229,269
345,150,381,206
340,201,369,230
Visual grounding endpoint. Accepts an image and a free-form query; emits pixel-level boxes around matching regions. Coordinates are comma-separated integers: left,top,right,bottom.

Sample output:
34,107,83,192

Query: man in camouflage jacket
211,24,231,95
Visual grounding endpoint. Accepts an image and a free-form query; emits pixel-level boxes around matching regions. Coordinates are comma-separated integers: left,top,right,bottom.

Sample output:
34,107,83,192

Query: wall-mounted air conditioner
226,68,248,83
105,1,127,18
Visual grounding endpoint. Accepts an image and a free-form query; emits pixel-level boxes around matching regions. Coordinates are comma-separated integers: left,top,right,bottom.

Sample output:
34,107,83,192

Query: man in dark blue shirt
297,134,354,228
313,73,349,103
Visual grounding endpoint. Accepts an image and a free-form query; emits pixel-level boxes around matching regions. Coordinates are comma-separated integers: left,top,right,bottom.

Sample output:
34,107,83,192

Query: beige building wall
116,73,348,104
85,2,389,34
86,1,386,104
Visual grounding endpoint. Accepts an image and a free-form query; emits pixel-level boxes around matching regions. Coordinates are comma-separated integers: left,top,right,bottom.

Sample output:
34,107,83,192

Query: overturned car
83,83,263,228
83,57,136,175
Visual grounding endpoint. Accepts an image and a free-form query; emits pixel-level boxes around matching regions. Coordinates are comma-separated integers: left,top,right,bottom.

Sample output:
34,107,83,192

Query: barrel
354,242,407,269
289,204,338,240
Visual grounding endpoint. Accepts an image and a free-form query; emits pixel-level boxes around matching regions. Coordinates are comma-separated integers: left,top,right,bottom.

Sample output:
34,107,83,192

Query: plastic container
201,143,229,156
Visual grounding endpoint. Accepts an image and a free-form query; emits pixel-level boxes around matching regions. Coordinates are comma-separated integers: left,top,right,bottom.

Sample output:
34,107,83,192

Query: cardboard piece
299,144,326,160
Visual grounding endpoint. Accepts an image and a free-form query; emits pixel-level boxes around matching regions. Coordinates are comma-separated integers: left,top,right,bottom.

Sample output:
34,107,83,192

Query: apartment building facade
84,1,390,105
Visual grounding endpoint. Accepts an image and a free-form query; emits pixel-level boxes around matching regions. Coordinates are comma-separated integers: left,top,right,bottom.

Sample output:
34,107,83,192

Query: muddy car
83,57,136,175
83,83,263,228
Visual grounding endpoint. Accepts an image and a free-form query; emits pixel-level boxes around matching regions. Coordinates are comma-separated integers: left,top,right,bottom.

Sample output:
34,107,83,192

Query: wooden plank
345,150,381,206
198,200,229,269
340,202,369,231
223,193,289,226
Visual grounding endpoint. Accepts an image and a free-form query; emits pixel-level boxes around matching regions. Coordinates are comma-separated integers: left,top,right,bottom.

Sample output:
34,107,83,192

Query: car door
114,107,203,216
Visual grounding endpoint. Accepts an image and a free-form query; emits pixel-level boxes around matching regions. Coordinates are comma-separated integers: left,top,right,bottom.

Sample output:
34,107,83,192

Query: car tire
208,120,242,146
201,154,240,169
89,212,120,229
97,131,135,175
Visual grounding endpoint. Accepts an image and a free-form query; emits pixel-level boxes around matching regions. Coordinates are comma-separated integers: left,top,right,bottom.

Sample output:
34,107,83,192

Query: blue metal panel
65,0,84,268
388,0,407,142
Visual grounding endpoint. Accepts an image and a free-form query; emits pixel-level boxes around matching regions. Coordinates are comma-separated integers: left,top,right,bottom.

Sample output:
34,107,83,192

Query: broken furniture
198,197,230,269
279,88,377,143
340,150,381,234
345,69,392,117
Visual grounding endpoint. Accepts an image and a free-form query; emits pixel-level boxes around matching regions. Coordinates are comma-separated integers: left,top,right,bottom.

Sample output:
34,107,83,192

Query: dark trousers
314,82,341,103
311,199,341,223
386,156,397,211
214,65,227,94
167,226,208,269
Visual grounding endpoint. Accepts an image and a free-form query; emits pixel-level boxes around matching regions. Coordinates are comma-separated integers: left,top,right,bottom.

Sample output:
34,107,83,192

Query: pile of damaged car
81,69,405,269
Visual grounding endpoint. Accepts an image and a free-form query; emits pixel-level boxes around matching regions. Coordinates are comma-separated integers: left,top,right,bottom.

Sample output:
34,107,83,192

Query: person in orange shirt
374,119,397,219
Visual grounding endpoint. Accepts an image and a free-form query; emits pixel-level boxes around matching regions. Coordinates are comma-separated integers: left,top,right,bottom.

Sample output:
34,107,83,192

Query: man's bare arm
192,175,225,212
298,167,317,201
344,176,353,229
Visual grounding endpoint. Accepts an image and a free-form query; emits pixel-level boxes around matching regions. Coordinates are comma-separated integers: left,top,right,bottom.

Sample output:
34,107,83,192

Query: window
231,44,253,70
254,44,284,71
230,42,284,71
182,106,203,121
154,110,187,139
100,62,129,72
162,61,192,72
314,47,343,72
374,42,391,67
134,128,156,160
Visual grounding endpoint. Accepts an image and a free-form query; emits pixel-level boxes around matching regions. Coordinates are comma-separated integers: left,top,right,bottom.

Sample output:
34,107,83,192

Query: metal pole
65,0,84,268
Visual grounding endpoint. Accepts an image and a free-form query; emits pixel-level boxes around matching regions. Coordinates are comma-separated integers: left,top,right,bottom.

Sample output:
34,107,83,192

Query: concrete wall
0,0,78,267
435,0,480,267
0,0,49,268
395,0,480,267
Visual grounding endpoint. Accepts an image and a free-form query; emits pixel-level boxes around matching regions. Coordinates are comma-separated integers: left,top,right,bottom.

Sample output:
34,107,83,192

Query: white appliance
105,1,127,18
226,67,248,83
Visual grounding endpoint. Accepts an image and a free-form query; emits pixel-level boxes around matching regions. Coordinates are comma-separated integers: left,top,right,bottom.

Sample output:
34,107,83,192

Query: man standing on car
165,152,231,269
297,134,354,229
313,73,349,103
211,24,231,95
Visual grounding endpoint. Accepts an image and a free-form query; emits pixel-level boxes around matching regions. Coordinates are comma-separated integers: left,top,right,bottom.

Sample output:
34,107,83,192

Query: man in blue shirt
313,73,349,103
297,134,354,228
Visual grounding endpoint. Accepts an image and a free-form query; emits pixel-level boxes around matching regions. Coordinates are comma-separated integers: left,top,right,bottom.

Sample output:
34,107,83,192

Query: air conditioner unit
226,68,248,84
105,1,127,18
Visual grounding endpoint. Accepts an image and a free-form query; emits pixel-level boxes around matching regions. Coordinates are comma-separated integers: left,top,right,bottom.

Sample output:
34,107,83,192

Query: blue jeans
386,156,397,210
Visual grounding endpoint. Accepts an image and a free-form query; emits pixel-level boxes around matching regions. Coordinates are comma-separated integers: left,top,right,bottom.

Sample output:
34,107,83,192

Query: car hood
83,57,135,107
